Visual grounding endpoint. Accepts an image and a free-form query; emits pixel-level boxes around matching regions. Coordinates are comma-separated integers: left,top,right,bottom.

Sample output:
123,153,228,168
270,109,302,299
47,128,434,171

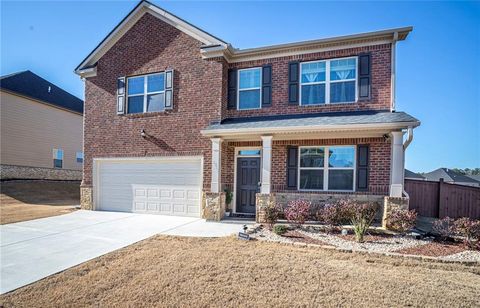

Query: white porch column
261,136,273,194
390,131,404,197
210,138,222,193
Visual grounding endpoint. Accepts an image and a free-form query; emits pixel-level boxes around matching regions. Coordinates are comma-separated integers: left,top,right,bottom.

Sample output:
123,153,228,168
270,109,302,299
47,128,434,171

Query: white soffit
75,1,226,76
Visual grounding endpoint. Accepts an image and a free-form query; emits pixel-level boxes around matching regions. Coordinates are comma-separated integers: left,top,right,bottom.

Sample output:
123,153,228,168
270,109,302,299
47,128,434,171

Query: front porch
200,111,420,224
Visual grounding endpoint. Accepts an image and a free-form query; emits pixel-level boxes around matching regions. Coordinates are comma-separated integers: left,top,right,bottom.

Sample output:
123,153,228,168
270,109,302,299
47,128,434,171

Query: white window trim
298,145,356,192
299,56,358,106
233,146,262,214
237,67,262,110
126,72,165,114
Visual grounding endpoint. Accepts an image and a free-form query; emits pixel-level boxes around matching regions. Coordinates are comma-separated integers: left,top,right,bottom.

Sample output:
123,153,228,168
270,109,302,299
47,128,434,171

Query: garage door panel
97,158,202,217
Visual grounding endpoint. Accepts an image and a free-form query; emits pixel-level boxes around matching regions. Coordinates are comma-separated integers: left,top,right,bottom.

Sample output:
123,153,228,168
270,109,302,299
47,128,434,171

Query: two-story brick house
75,0,420,222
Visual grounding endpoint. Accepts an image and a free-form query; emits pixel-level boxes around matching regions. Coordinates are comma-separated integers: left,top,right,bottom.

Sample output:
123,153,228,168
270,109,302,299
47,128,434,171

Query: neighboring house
0,71,84,180
75,0,420,220
466,174,480,184
405,169,425,180
423,168,480,187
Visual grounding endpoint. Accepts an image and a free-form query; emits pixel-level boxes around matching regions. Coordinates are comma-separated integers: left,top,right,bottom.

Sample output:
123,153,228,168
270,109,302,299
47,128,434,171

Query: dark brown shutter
116,77,126,114
164,69,174,109
288,61,299,104
287,146,298,189
262,64,272,107
227,69,237,109
356,145,369,191
358,53,371,100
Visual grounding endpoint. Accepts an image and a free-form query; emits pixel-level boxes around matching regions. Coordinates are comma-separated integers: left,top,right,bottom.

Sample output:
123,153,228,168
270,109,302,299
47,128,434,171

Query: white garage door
95,157,202,217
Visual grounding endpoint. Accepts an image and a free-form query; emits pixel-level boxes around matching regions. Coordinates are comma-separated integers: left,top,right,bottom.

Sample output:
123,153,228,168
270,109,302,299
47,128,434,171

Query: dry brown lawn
1,236,479,308
0,180,79,224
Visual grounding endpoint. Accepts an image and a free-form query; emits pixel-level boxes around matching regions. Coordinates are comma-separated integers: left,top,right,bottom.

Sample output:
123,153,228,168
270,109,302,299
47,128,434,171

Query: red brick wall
222,138,390,196
82,13,224,188
223,44,392,119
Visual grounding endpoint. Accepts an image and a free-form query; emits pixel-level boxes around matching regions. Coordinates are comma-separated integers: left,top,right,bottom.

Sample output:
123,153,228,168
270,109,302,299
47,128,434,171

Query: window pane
330,81,355,103
147,74,164,93
301,84,325,105
238,150,261,156
300,148,324,167
301,62,326,83
147,93,165,112
239,68,261,89
54,159,63,168
329,147,355,168
239,89,260,109
328,170,354,190
127,96,144,113
127,76,144,95
300,170,324,190
330,58,356,81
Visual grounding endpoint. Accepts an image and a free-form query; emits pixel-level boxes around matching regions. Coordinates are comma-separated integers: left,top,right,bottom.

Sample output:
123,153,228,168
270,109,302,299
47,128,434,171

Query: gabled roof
423,168,480,184
75,0,413,76
0,71,84,114
405,169,425,180
75,0,227,76
202,110,420,137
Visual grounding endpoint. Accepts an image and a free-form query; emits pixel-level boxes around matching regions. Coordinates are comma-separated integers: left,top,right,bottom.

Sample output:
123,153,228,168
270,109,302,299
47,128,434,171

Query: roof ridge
0,70,30,80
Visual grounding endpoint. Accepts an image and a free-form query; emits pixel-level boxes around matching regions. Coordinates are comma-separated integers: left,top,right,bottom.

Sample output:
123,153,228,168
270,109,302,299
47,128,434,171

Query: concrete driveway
0,210,246,294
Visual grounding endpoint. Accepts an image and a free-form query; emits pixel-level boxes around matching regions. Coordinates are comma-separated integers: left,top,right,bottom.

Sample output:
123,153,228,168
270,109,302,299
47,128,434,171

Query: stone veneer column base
202,192,226,221
256,193,277,223
80,185,93,210
382,196,409,229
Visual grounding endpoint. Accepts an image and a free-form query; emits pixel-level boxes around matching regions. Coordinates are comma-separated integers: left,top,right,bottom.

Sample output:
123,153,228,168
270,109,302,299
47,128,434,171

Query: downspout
402,127,413,198
390,32,398,112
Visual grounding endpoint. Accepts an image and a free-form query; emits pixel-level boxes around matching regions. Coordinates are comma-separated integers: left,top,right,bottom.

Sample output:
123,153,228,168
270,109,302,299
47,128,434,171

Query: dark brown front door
236,157,260,213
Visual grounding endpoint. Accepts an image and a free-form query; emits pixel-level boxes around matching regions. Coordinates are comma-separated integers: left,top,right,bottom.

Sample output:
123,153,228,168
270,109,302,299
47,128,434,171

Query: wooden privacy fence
405,179,480,219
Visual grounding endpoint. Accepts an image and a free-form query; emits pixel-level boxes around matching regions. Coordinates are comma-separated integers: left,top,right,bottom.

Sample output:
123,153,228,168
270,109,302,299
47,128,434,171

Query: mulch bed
282,230,330,246
395,241,467,257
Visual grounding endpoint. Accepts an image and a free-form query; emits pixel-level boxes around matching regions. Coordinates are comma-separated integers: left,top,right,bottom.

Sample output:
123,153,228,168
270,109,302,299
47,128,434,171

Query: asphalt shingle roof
0,71,83,114
205,110,419,131
405,169,425,180
424,168,480,184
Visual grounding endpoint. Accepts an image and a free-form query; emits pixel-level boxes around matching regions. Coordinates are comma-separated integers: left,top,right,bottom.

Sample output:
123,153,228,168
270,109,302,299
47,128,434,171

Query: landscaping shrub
316,201,350,231
386,208,417,234
273,224,288,235
453,218,480,249
284,199,311,226
343,200,378,243
432,217,456,240
264,203,282,228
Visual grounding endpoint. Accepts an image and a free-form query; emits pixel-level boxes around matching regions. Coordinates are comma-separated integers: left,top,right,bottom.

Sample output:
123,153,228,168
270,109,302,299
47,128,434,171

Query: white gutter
390,31,398,112
402,126,414,198
201,121,420,137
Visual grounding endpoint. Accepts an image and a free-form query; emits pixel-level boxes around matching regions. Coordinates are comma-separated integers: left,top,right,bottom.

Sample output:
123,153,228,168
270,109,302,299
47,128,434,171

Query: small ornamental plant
386,208,418,234
343,200,378,243
284,199,311,226
264,203,282,228
317,201,350,232
454,218,480,249
432,217,456,240
273,224,288,235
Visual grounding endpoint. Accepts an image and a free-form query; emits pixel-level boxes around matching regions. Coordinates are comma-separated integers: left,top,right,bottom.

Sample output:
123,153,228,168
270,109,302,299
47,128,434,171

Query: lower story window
76,152,84,164
53,148,63,169
299,146,355,191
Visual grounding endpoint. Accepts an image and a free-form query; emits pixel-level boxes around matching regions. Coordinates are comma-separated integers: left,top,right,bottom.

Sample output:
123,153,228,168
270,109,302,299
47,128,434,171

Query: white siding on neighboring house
0,91,83,170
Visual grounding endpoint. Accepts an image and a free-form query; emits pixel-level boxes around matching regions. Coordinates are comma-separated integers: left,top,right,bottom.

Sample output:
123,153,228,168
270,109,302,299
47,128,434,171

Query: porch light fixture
140,129,147,138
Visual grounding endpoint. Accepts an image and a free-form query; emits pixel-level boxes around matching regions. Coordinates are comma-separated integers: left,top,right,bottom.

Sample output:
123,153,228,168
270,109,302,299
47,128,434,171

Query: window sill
123,110,172,119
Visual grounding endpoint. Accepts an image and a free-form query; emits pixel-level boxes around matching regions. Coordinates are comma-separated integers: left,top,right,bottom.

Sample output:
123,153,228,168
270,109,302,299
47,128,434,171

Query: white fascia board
201,121,420,137
75,1,226,75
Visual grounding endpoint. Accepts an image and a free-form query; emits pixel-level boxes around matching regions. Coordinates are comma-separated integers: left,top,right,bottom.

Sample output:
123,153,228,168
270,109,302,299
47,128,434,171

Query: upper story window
127,73,165,114
238,68,261,110
300,57,357,105
53,148,63,169
76,152,84,164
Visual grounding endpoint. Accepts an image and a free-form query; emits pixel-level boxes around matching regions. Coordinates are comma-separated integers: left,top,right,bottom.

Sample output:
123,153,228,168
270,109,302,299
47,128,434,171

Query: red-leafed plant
386,208,418,234
284,199,311,226
264,203,282,228
454,218,480,249
432,217,456,240
317,200,350,232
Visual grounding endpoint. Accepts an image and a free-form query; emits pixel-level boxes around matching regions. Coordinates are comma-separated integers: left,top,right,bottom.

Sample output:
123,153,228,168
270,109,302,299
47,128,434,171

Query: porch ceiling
201,110,420,140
